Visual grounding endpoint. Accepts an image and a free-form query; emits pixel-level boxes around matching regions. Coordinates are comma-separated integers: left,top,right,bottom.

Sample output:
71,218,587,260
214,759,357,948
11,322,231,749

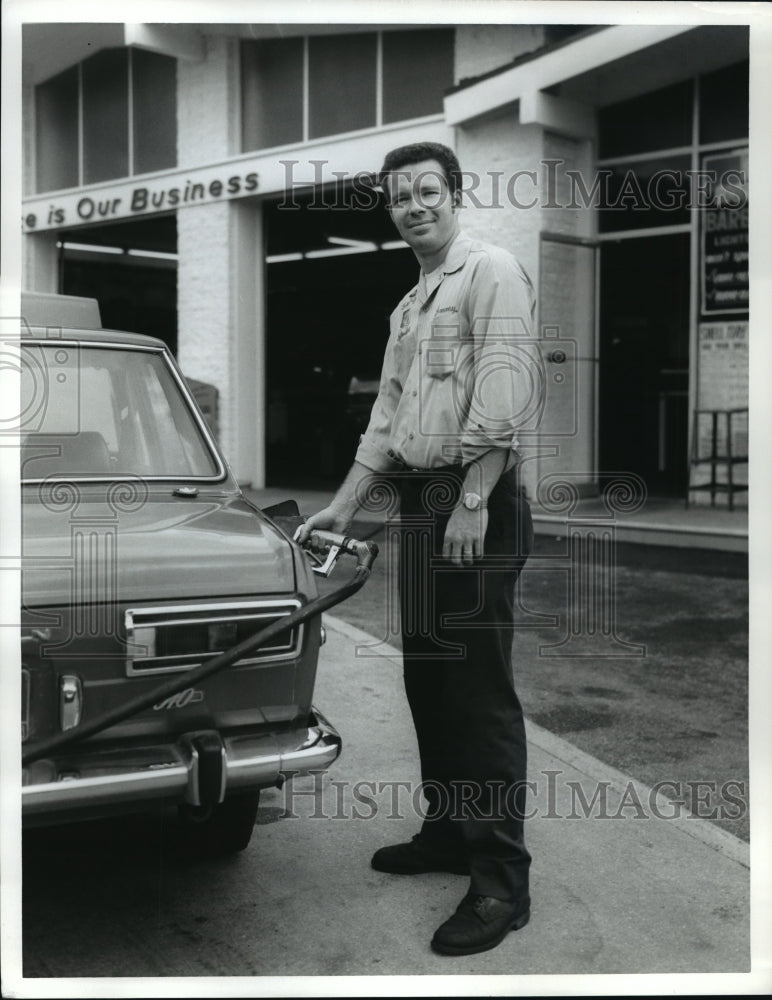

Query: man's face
385,158,460,261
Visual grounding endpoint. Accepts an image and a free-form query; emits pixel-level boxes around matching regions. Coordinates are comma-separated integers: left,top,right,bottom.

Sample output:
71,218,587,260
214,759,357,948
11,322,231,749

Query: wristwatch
461,492,487,511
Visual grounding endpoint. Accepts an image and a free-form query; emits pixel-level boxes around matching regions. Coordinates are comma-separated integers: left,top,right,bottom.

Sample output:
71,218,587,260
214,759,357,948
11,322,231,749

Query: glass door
599,233,690,496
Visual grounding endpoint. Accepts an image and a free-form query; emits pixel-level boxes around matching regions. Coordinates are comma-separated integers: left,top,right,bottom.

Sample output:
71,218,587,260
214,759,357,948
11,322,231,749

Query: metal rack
687,408,748,511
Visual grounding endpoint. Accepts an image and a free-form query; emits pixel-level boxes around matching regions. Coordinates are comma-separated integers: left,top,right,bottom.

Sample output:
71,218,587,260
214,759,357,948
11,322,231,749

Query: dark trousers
398,464,533,903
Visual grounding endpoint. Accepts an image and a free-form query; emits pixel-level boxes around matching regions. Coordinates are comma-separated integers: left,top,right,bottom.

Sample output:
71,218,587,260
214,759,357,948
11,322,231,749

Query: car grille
125,600,302,676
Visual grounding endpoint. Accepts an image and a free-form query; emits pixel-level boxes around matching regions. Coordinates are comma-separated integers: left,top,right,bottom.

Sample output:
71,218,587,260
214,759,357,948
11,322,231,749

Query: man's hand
293,505,352,548
293,461,377,548
442,506,488,566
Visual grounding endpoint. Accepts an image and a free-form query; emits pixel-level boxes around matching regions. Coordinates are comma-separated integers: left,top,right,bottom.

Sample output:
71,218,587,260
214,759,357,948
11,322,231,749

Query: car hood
22,491,297,607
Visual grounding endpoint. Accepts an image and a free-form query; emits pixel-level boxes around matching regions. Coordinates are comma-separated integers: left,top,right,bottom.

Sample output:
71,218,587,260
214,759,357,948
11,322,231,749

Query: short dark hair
379,142,462,199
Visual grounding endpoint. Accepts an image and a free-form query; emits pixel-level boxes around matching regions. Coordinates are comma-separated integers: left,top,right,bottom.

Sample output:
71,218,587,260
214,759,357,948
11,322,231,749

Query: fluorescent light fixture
126,249,178,261
326,236,376,249
59,241,124,254
305,245,378,259
266,252,304,264
380,240,410,251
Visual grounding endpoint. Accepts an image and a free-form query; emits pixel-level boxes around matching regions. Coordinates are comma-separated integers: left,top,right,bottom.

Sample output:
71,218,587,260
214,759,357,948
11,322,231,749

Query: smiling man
297,142,536,956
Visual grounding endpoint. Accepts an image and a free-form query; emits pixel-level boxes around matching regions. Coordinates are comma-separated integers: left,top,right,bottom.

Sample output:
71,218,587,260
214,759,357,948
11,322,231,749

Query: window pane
597,155,691,233
241,38,303,151
82,48,129,183
132,48,177,174
35,66,79,192
21,346,219,479
308,33,376,139
599,80,693,158
699,61,748,144
382,28,454,124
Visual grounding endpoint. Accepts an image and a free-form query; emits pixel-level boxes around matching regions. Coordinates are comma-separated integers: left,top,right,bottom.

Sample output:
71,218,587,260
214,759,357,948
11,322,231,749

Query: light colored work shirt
355,232,536,472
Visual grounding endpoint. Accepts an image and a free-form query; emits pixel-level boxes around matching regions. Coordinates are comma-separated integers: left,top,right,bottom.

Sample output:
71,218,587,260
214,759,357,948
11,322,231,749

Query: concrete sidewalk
254,618,750,979
245,485,749,552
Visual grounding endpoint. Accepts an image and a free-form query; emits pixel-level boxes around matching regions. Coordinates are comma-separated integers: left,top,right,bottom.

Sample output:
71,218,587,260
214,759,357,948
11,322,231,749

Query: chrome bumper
22,709,342,821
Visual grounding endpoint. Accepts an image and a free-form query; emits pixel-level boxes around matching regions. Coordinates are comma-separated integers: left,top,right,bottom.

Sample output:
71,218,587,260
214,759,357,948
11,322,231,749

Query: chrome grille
125,600,302,676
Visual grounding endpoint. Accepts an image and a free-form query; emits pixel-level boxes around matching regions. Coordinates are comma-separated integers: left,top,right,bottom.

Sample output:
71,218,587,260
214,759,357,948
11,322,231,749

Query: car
19,291,346,856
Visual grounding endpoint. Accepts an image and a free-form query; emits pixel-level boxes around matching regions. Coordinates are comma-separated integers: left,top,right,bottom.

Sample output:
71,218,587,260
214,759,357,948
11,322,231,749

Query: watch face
463,493,482,511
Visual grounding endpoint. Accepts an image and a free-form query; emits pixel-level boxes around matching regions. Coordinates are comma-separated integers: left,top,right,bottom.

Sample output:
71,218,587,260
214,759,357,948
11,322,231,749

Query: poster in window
700,148,748,316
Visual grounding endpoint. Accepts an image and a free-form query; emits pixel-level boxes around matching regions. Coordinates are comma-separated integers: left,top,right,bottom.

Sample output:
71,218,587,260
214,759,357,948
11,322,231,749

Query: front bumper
22,708,341,824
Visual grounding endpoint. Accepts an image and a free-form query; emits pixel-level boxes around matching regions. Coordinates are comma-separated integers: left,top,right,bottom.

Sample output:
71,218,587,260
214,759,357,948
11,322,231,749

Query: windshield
21,343,221,480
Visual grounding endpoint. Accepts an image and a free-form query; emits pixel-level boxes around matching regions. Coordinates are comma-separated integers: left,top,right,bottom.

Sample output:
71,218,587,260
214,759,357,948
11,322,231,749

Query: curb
322,613,750,870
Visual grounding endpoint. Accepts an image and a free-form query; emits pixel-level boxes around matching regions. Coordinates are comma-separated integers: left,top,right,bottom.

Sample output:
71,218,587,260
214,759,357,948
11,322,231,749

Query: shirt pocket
426,314,472,381
424,338,474,384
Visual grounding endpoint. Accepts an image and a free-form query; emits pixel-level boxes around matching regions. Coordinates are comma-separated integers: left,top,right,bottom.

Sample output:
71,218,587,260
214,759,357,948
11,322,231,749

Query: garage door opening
265,187,416,487
58,215,178,355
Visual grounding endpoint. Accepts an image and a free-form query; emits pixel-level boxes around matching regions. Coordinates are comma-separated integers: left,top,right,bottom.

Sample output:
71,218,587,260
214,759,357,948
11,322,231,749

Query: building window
308,33,377,139
35,65,79,192
598,79,694,159
382,28,454,124
241,28,454,152
699,60,749,145
34,47,177,193
597,154,692,234
596,62,749,235
82,49,130,184
132,48,178,175
240,37,304,150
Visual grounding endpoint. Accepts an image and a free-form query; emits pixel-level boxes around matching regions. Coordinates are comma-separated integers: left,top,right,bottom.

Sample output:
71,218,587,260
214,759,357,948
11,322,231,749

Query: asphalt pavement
14,488,763,993
19,619,753,988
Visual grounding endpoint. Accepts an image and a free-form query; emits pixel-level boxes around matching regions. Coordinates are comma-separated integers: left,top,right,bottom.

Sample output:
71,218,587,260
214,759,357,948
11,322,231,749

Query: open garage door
58,215,178,355
264,187,416,487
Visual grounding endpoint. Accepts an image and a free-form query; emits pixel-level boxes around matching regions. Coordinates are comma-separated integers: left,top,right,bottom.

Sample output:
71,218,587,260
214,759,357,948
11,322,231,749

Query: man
296,142,535,956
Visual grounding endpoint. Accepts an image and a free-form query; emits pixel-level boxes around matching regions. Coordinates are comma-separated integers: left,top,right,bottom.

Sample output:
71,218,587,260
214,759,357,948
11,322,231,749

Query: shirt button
412,390,417,397
408,432,414,440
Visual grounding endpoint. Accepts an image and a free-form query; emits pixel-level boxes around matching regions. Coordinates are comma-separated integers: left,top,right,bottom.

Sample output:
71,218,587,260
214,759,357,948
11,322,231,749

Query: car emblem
153,688,205,710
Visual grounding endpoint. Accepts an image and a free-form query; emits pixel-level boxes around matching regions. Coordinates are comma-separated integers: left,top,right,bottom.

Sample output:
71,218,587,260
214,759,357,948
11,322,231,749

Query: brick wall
455,112,543,286
176,35,239,461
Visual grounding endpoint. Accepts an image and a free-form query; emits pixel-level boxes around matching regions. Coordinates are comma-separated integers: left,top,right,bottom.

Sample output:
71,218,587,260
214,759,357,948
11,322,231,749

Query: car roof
22,325,168,350
20,291,167,350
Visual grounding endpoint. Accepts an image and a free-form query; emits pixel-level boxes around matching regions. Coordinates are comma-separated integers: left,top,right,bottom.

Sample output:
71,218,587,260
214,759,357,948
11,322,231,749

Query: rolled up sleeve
460,252,535,467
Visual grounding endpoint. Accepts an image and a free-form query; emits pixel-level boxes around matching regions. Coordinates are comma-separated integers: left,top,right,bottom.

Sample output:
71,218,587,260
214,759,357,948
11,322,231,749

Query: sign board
700,149,748,316
693,321,748,479
697,321,748,411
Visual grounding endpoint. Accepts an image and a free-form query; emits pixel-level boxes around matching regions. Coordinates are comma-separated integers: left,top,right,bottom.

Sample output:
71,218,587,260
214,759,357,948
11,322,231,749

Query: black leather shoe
371,836,469,875
431,892,530,955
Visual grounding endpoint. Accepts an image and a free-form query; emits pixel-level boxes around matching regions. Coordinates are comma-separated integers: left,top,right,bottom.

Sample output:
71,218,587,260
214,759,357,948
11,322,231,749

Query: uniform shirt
355,232,536,472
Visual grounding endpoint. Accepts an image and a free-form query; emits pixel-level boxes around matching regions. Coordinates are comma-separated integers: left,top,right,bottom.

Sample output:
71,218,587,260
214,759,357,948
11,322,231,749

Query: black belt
388,451,465,475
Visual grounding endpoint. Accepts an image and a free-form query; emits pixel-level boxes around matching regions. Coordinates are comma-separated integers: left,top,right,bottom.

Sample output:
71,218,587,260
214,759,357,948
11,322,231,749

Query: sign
21,119,453,234
21,165,261,234
700,149,748,316
692,321,748,493
697,321,748,411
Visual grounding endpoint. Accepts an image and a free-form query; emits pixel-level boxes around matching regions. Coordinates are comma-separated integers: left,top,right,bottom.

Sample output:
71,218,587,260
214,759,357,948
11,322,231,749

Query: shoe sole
371,858,470,876
430,910,530,956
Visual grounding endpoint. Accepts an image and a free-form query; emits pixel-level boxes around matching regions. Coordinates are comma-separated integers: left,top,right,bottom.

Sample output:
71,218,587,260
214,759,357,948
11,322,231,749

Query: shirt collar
418,232,474,299
435,232,474,276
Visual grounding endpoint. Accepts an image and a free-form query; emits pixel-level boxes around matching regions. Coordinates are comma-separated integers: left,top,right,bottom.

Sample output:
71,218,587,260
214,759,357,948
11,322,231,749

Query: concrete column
231,201,265,488
176,32,266,484
23,233,59,293
176,201,233,465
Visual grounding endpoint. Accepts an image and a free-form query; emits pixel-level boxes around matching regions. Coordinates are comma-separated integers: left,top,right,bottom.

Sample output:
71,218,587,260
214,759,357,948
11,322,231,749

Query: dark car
19,292,342,855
